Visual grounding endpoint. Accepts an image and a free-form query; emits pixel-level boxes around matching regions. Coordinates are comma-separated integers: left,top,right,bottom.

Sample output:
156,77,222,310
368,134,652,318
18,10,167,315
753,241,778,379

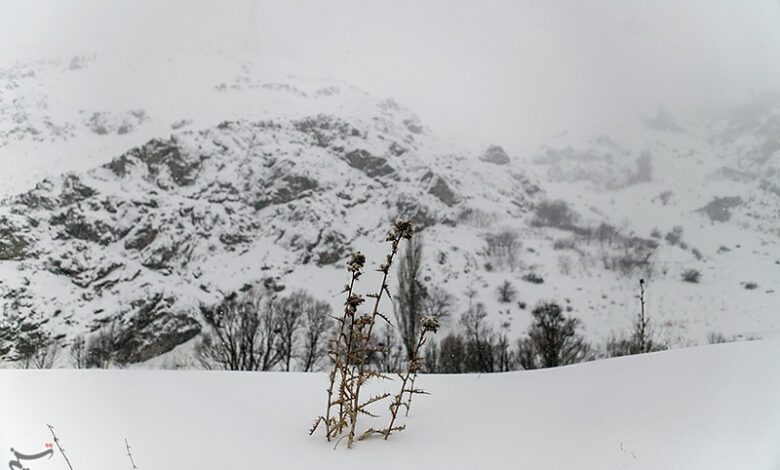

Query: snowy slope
1,51,779,367
1,339,779,470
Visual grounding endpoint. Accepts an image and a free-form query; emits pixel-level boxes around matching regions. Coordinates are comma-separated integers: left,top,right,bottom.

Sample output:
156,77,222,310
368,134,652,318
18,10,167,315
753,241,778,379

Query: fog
2,0,780,150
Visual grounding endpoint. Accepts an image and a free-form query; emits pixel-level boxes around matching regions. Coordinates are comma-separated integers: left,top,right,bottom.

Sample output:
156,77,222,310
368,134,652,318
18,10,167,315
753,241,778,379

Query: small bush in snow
497,280,517,303
522,272,545,284
531,199,578,229
515,302,591,369
681,268,701,283
706,332,729,344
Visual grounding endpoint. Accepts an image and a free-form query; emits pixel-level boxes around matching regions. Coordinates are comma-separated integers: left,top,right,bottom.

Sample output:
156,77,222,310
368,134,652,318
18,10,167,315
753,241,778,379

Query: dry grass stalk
46,424,76,470
125,438,138,469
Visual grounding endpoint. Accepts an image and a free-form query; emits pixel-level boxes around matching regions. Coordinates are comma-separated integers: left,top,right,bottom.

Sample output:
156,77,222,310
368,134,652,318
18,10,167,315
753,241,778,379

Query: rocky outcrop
480,145,511,165
343,149,395,178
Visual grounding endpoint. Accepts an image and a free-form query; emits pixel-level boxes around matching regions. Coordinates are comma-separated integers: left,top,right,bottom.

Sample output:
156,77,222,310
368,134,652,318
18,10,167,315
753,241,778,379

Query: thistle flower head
345,293,364,315
421,316,440,333
387,221,413,242
347,251,366,273
355,314,373,329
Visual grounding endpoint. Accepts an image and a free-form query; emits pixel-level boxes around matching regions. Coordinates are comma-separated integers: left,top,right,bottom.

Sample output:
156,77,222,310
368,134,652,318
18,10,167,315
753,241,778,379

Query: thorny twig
47,424,75,470
125,438,138,469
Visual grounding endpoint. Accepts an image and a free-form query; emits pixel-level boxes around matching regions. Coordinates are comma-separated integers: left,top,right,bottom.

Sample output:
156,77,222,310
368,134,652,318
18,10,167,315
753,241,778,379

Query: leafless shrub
516,302,591,369
85,322,124,369
195,293,281,371
681,268,701,283
483,229,522,271
706,332,729,344
422,285,454,323
438,333,466,373
522,272,544,284
495,330,513,372
531,199,578,229
457,207,500,228
461,303,496,372
12,326,59,369
70,335,86,369
497,280,517,303
300,294,333,372
276,291,306,372
665,226,684,246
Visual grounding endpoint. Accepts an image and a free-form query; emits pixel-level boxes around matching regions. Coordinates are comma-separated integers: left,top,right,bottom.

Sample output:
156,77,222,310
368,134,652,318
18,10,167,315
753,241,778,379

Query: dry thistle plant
309,221,437,448
381,315,438,440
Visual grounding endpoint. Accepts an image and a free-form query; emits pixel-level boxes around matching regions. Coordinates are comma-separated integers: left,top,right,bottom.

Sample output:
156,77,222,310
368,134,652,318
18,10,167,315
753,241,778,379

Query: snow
1,339,779,470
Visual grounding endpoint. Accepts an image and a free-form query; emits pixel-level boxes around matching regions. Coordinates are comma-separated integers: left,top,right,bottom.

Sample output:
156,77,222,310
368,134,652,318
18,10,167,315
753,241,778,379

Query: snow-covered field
2,339,779,470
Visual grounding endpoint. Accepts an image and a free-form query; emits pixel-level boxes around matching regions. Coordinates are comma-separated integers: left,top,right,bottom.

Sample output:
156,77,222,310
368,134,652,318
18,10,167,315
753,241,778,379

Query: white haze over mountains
2,0,780,152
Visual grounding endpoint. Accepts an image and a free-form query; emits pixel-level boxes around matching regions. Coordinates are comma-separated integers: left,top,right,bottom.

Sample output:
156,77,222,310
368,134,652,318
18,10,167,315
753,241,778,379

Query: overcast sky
2,0,780,149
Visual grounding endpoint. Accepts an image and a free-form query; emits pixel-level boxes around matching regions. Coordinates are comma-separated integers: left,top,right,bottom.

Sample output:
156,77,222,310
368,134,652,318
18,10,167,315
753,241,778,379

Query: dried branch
46,424,75,470
124,438,138,469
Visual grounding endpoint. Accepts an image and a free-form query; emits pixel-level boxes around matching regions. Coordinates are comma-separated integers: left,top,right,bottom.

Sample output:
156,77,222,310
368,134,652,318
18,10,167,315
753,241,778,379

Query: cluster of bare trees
421,300,592,373
195,289,333,372
0,309,60,369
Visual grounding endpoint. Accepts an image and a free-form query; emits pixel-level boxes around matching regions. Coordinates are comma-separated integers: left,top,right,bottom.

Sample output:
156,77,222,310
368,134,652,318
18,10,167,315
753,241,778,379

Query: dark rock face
50,208,116,245
294,114,359,147
113,294,201,363
124,226,159,251
110,138,202,186
254,174,319,210
481,145,511,165
0,112,540,365
310,230,348,266
428,176,459,207
403,118,424,135
0,216,32,260
60,174,97,206
343,149,395,178
697,196,743,222
395,194,436,229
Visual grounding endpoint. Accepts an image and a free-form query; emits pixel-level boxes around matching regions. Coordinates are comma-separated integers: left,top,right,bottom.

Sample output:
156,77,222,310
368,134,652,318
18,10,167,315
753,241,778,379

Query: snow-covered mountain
0,54,778,366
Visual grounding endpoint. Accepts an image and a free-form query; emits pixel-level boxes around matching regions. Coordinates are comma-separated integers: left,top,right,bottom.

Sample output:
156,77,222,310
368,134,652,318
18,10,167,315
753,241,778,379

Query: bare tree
69,335,86,369
195,293,281,371
276,291,306,372
461,302,495,372
423,339,439,373
86,322,122,369
495,330,513,372
438,333,466,373
300,295,333,372
516,302,591,369
17,330,59,369
484,230,521,271
422,285,454,322
394,235,426,360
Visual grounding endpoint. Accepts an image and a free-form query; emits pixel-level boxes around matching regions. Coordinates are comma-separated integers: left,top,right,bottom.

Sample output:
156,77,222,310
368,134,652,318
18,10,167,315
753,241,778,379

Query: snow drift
1,339,778,470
